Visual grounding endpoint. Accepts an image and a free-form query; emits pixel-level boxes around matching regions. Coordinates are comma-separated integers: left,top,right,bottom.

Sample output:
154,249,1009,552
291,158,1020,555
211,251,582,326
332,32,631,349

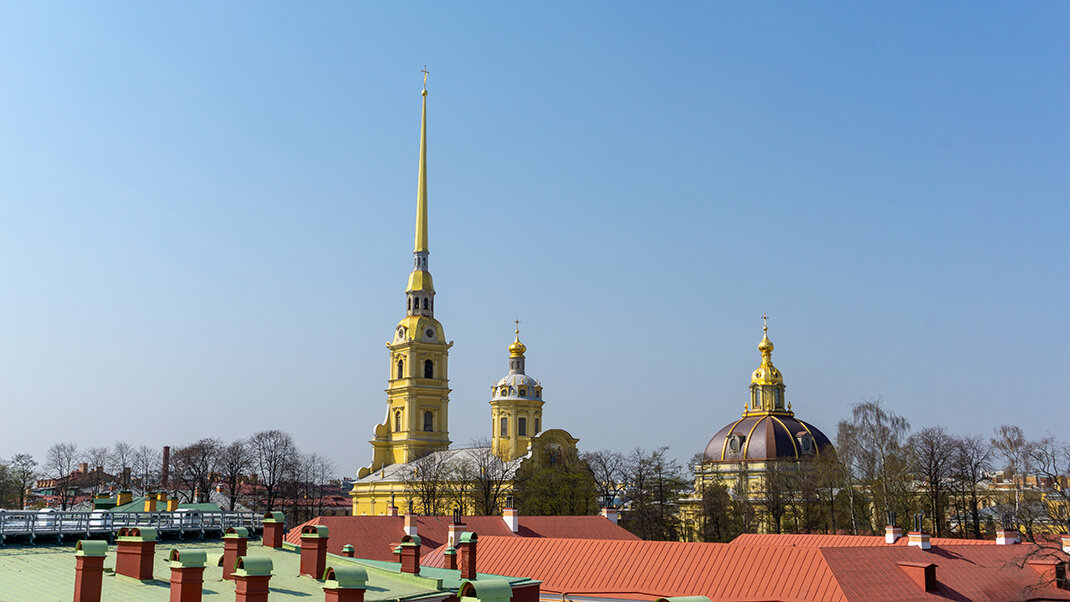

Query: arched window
774,388,782,408
534,418,540,434
394,411,402,432
500,417,508,437
424,359,434,379
407,297,411,310
518,417,527,437
397,360,404,380
518,388,526,397
423,298,429,309
424,411,433,432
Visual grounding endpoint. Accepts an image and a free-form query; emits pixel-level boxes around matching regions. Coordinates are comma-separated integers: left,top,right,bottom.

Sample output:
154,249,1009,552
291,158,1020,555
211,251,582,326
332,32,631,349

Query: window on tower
423,298,429,309
395,411,402,432
500,417,508,437
534,418,540,433
424,359,434,379
518,417,527,437
397,360,404,380
424,411,433,432
774,388,782,408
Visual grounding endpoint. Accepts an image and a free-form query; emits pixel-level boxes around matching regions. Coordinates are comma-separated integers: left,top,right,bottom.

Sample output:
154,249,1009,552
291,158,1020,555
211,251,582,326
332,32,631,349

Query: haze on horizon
0,3,1067,475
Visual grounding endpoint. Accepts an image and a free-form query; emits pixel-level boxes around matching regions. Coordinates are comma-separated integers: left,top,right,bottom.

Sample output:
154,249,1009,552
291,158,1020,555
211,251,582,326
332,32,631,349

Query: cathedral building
349,77,578,516
681,318,835,537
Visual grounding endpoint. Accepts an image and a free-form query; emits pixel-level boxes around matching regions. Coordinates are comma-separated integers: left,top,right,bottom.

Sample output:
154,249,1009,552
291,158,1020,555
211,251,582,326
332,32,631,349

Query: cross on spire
421,65,429,91
514,317,521,335
762,313,769,333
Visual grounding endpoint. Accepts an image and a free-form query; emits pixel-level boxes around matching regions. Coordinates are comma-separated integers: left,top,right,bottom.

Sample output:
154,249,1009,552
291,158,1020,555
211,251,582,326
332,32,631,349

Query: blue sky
0,3,1067,474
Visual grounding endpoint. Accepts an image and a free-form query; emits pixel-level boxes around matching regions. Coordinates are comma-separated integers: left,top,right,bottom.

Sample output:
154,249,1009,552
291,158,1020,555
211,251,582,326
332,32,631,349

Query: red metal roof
423,535,1070,601
731,533,997,547
285,514,637,562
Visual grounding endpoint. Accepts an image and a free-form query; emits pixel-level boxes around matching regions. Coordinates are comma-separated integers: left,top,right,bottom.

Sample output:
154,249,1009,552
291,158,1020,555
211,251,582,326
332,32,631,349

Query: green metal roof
0,541,481,601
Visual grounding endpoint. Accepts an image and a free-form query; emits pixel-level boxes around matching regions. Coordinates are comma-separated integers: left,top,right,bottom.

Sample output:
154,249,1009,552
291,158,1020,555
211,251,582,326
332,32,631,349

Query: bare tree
291,452,335,523
951,434,991,538
171,439,221,503
1028,436,1070,527
452,438,518,515
761,462,795,534
908,426,955,536
621,446,688,541
249,430,298,512
991,425,1030,517
111,442,134,488
133,445,161,494
581,449,628,508
10,454,38,510
217,439,252,511
45,443,81,510
85,446,111,493
838,398,911,531
402,451,451,515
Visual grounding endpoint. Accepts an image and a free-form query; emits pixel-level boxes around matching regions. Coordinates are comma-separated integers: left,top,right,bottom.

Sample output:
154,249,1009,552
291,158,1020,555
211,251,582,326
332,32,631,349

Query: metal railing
0,510,262,543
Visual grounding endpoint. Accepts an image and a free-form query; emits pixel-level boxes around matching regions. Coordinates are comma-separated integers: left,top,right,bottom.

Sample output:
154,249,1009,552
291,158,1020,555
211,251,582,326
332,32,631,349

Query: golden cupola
747,315,789,415
509,330,527,358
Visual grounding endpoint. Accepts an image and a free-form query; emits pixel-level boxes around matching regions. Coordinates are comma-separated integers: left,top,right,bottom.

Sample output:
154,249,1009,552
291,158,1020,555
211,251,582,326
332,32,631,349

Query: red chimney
115,527,158,581
233,556,273,602
74,540,107,602
399,535,421,575
300,524,330,579
322,566,368,602
223,527,250,581
161,446,170,488
444,546,457,570
262,512,285,549
168,549,207,602
458,532,478,580
897,561,936,592
342,544,355,558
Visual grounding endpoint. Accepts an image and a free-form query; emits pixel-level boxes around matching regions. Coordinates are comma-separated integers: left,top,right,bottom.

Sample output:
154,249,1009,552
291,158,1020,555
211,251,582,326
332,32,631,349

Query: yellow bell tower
490,323,545,461
362,72,452,476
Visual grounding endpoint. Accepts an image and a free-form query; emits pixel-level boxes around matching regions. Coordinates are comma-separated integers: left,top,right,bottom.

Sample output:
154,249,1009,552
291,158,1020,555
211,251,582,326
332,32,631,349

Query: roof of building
108,496,223,513
354,447,505,485
423,535,1070,601
731,532,998,547
703,413,834,463
286,514,638,561
0,538,536,601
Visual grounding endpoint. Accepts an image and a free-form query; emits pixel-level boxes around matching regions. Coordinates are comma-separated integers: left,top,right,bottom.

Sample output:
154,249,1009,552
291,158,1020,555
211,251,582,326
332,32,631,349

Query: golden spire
752,314,783,385
414,66,429,253
509,317,526,358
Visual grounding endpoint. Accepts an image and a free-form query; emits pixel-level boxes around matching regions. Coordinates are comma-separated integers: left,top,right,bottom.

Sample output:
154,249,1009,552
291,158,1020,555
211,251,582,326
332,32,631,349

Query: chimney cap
75,540,108,557
460,531,478,544
300,524,329,538
323,565,368,590
117,527,158,541
401,534,422,546
233,555,273,577
168,548,207,568
262,511,285,524
459,578,513,602
224,527,250,539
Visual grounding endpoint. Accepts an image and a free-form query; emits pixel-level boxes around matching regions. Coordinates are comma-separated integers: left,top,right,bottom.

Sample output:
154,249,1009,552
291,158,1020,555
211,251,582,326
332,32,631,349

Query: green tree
698,482,740,542
514,446,598,516
620,447,688,541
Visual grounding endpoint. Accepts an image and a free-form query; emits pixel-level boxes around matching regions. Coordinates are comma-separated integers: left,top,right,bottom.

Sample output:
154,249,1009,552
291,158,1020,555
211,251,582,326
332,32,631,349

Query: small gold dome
509,331,526,358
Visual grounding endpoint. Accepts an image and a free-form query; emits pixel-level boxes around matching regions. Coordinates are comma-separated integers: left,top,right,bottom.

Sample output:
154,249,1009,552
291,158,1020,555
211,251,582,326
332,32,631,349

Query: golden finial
421,65,429,96
514,316,521,336
762,313,768,334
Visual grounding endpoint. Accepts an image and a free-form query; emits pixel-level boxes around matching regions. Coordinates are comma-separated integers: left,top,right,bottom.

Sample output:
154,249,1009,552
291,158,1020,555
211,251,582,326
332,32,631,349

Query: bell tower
745,315,790,417
364,72,452,475
490,323,545,461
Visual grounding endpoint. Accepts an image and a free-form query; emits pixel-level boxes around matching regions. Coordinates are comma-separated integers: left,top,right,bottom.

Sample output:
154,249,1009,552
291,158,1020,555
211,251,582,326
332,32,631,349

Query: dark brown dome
703,414,833,463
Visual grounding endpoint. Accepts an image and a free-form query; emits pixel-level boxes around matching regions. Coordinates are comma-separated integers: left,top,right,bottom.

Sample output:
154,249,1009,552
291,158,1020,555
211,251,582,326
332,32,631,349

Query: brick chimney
399,535,421,575
322,565,368,602
502,504,519,534
897,561,936,592
73,540,108,602
122,467,131,489
458,532,478,580
300,524,330,579
161,446,170,488
885,512,903,544
906,514,930,550
168,548,207,602
404,503,418,537
233,556,273,602
78,462,89,474
600,506,618,526
115,527,158,580
342,544,355,558
116,490,132,506
443,546,457,570
262,512,286,548
448,506,466,547
223,527,250,580
996,529,1020,545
